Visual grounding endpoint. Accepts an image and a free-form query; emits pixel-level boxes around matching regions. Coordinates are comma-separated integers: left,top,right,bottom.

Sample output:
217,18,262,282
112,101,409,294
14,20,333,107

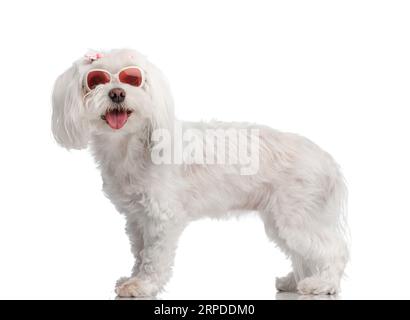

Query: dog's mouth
101,108,133,130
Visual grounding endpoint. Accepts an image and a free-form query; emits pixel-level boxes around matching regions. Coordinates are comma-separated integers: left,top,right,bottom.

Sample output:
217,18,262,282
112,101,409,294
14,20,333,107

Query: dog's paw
297,276,339,295
115,277,153,298
115,276,130,288
276,272,297,292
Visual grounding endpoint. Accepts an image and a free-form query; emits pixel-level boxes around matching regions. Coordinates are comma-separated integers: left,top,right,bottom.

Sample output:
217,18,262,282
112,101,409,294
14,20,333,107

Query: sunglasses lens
87,70,111,90
119,68,143,87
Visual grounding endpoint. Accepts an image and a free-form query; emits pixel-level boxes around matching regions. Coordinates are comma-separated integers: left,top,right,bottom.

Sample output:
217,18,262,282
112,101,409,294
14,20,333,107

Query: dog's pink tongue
105,110,128,129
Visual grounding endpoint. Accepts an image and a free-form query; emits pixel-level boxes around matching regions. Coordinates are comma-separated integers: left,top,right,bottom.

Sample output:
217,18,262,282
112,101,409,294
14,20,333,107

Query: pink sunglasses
85,66,145,91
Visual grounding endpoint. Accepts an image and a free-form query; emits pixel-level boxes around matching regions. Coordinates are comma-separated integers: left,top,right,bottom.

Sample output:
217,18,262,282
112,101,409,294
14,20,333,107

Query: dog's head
52,49,174,149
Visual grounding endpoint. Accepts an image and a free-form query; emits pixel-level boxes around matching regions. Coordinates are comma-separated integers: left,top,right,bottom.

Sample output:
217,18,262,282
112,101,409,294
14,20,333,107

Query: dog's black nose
108,88,126,103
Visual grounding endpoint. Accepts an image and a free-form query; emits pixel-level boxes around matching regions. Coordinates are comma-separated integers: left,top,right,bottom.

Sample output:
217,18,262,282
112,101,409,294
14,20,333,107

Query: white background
0,0,409,299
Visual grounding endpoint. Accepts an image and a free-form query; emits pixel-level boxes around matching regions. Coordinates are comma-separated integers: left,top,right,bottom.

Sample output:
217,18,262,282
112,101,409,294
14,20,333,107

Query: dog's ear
144,61,175,133
51,62,90,150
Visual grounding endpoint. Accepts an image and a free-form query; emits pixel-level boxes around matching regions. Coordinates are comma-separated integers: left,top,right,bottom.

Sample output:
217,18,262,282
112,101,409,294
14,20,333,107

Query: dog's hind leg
262,176,349,295
264,210,348,294
274,253,313,292
275,271,297,292
262,216,310,292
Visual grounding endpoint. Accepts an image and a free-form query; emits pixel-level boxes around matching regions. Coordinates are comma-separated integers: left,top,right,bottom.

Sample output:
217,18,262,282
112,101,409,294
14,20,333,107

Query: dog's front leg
115,217,145,289
115,217,185,298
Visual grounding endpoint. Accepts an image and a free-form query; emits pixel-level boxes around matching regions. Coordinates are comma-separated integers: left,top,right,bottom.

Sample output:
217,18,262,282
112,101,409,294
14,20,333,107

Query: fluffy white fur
52,49,349,297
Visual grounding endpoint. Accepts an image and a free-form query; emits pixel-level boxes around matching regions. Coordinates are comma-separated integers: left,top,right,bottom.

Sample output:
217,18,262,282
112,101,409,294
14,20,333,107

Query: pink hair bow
84,52,104,63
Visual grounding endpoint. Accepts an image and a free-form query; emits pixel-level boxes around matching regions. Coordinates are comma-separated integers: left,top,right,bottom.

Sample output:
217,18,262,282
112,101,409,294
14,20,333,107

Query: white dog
52,48,349,297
